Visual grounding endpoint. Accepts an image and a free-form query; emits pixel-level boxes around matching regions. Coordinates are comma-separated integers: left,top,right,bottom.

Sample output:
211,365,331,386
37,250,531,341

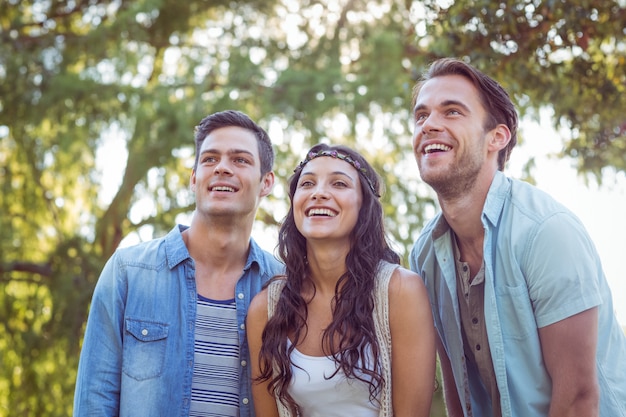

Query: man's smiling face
191,126,272,220
411,74,493,197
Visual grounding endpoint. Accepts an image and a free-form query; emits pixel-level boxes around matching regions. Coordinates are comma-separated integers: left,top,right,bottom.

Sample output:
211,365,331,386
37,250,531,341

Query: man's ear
259,171,275,198
190,169,197,192
488,124,511,152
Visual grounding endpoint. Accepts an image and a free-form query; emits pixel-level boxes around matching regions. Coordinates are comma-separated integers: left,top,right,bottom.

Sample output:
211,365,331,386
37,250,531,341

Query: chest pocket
495,284,535,340
123,318,169,380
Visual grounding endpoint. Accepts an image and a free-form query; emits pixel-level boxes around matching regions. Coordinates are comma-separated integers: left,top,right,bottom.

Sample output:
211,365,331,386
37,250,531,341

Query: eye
202,155,217,164
446,108,462,116
298,179,314,188
333,180,348,188
234,156,251,164
414,112,428,123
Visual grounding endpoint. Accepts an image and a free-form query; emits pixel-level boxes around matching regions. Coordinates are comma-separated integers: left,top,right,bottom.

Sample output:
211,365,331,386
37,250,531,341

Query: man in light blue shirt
409,58,626,416
74,110,283,416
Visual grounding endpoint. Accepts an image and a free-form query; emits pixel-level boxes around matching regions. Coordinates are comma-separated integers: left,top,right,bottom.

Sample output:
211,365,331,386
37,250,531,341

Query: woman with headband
247,143,435,417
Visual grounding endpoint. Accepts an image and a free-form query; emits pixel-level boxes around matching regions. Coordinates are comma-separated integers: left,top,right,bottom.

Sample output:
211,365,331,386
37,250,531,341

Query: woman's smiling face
293,156,363,244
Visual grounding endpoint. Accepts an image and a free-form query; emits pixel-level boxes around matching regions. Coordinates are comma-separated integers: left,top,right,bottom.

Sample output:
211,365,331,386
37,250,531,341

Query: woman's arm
246,289,280,417
436,333,464,417
388,267,437,417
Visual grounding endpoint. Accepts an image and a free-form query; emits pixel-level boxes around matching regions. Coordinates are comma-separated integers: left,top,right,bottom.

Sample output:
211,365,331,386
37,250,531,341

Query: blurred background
1,0,625,415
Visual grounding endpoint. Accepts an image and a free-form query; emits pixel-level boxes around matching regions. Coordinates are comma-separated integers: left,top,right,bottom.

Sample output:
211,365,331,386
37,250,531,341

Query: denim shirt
410,171,626,417
74,225,283,417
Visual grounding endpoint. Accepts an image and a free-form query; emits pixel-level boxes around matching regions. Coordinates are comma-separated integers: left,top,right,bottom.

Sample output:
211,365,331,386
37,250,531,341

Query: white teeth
211,186,235,192
307,208,336,217
424,143,451,153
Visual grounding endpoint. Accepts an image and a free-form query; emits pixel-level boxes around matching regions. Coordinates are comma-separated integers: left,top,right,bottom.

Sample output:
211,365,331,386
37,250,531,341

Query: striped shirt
190,295,240,417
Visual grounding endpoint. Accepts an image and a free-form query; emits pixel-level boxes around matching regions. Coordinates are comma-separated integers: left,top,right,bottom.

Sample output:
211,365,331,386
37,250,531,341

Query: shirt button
472,317,478,325
241,360,247,367
242,398,249,405
141,329,148,336
240,323,246,330
237,293,244,300
475,344,481,351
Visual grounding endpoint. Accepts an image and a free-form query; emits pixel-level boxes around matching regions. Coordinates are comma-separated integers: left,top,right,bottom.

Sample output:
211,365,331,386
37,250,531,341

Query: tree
412,0,626,178
1,0,624,415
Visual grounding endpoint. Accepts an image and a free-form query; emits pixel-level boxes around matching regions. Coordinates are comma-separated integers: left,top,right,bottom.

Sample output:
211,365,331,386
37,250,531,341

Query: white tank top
288,343,379,417
268,261,398,417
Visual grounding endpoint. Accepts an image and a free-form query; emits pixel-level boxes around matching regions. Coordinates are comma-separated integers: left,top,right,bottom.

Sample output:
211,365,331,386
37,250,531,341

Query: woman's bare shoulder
387,266,428,304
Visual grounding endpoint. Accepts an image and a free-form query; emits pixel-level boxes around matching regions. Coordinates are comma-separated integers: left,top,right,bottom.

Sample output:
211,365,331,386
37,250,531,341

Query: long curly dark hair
257,143,400,414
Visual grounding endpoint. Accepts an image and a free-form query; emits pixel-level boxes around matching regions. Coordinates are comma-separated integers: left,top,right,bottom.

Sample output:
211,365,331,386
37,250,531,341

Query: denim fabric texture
73,224,283,417
410,171,626,417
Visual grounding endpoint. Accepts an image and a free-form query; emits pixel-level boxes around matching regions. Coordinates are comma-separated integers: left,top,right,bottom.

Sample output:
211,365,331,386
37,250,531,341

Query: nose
420,114,439,133
311,184,329,200
214,159,233,175
413,113,441,152
420,113,442,134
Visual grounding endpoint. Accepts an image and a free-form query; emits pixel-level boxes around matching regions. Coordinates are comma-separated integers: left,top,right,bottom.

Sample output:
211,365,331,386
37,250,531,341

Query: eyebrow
200,148,255,158
413,99,471,114
300,170,357,181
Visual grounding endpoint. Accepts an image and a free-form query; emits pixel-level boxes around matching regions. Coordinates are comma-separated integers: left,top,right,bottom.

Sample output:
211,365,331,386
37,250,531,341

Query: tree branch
0,261,52,277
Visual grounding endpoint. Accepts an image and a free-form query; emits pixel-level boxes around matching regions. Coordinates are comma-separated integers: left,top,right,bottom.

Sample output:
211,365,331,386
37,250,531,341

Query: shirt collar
244,238,263,272
163,224,272,273
429,171,511,240
164,224,192,269
482,171,510,228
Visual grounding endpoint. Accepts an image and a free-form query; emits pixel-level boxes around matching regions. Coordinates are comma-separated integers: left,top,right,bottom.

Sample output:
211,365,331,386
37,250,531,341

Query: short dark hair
193,110,274,175
412,58,518,171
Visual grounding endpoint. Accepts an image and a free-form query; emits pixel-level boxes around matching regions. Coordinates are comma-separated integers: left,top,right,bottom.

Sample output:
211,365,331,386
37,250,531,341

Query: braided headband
294,149,380,197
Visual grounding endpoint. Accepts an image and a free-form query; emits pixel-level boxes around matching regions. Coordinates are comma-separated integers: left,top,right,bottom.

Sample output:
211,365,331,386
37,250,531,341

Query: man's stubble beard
419,146,484,201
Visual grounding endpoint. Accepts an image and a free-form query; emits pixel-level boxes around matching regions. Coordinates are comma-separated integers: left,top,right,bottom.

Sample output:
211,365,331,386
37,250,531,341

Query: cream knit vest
266,260,397,417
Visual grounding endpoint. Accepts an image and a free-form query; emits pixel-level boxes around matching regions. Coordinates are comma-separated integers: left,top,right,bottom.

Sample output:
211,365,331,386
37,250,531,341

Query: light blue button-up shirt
410,171,626,416
73,224,283,417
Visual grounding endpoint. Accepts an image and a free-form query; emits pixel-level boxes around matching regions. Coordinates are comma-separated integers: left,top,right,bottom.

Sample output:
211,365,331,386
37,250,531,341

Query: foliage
0,0,624,415
413,0,626,178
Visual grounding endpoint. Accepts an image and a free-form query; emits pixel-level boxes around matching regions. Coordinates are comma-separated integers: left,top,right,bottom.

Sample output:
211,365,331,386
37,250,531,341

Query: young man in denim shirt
409,58,626,417
74,110,283,416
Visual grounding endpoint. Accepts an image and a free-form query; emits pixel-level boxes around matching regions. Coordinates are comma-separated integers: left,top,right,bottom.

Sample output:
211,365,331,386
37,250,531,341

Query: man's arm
436,334,465,417
538,307,599,417
73,258,123,416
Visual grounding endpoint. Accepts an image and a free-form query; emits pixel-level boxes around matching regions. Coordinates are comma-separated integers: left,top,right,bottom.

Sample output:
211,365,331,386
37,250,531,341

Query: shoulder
248,287,270,320
108,237,168,269
113,225,185,267
246,287,271,343
506,178,576,222
115,235,164,256
503,180,593,249
386,267,433,326
388,267,428,302
485,177,590,252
